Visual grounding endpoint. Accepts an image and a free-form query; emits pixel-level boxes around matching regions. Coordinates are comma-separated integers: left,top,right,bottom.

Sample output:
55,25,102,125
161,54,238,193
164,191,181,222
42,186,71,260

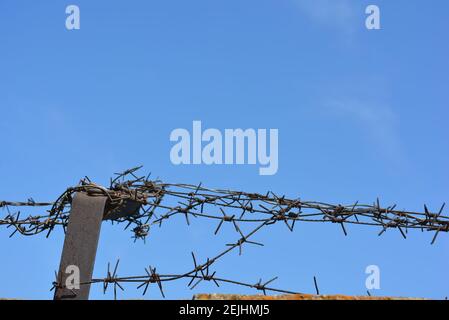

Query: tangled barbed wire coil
2,166,448,298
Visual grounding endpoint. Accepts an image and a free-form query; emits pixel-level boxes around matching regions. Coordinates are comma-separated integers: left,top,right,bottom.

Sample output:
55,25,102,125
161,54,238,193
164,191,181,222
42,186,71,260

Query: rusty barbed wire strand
2,166,448,241
61,258,300,300
2,166,449,298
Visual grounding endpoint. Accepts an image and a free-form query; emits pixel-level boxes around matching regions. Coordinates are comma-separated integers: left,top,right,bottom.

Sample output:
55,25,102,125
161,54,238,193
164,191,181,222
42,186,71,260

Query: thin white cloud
325,99,407,166
294,0,358,33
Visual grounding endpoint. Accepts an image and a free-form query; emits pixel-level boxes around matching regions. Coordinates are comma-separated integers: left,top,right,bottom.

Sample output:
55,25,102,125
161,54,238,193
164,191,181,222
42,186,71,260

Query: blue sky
0,0,448,299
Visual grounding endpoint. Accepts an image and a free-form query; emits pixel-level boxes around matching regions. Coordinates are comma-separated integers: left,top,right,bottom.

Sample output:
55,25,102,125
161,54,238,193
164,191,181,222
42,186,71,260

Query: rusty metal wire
50,258,299,300
2,166,448,298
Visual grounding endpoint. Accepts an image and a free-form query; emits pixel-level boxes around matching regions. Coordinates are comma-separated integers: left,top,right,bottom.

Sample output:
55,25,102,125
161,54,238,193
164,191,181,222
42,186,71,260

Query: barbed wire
2,166,448,298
